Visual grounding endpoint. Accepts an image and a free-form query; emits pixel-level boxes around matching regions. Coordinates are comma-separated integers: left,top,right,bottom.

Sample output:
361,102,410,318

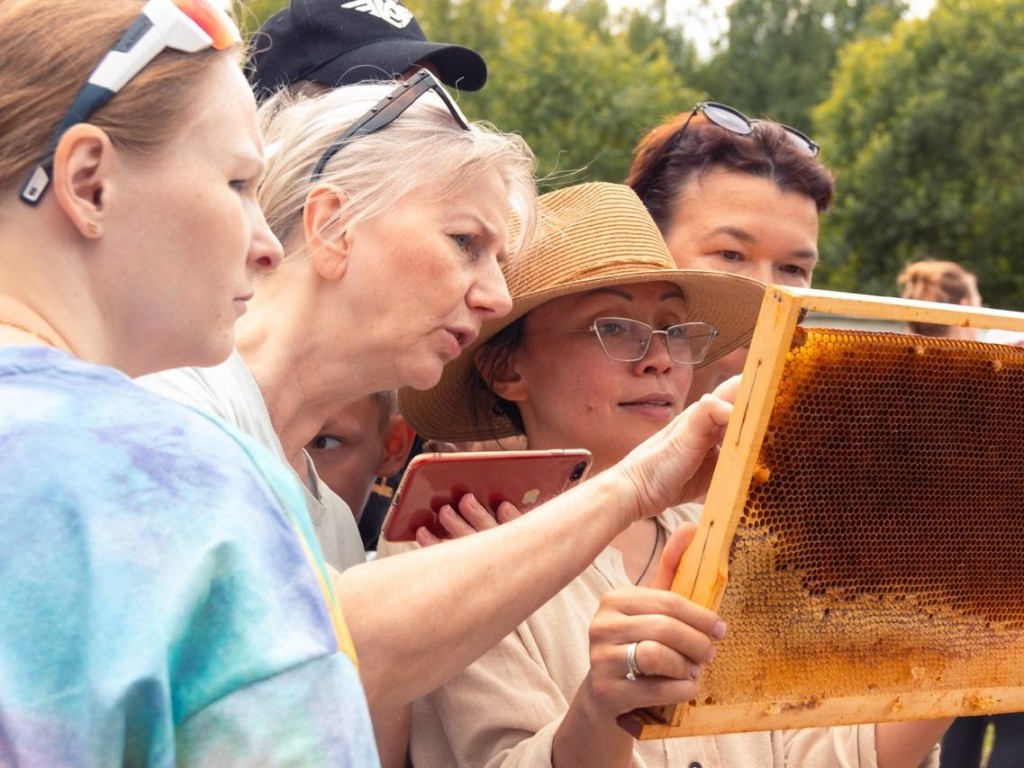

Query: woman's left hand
552,523,726,766
414,494,523,545
576,523,726,720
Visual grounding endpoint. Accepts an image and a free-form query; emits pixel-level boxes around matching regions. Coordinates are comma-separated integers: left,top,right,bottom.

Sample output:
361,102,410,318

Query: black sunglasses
680,102,820,157
310,69,472,181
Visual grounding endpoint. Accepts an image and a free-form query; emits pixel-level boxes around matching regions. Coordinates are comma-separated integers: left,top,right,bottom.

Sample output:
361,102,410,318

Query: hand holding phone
381,449,593,543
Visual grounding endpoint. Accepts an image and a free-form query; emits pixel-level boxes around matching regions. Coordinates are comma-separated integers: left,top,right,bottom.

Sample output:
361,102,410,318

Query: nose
635,330,674,375
469,258,513,317
248,200,284,274
748,261,776,285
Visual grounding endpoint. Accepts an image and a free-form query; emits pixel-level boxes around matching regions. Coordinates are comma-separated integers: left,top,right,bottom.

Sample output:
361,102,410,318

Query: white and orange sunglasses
20,0,241,205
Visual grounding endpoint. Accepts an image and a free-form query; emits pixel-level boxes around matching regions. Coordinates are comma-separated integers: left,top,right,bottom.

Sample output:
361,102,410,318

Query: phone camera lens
570,461,587,482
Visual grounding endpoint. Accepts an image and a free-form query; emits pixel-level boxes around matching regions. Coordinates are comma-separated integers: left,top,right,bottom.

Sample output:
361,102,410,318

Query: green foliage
695,0,906,129
234,0,286,36
234,0,1024,308
415,0,701,187
815,0,1024,308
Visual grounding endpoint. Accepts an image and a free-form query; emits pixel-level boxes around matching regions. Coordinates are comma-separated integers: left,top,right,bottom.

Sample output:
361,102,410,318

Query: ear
303,184,351,282
474,346,529,403
376,414,416,477
51,123,113,238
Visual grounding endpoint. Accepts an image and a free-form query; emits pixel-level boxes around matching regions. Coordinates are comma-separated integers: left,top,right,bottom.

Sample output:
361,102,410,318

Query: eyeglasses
679,102,820,157
310,69,472,181
19,0,241,206
565,317,719,365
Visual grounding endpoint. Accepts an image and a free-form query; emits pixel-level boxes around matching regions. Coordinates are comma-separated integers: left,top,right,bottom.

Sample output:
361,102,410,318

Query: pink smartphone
381,449,593,543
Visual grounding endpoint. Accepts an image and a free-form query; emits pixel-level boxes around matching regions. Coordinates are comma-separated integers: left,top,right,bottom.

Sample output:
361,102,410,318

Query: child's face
307,396,391,518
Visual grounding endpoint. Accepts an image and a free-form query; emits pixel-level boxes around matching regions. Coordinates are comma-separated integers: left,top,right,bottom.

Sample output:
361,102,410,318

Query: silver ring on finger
625,640,645,681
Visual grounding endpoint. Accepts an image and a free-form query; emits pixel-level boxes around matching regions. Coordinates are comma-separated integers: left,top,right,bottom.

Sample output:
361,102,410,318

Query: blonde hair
370,390,398,433
257,82,538,261
0,0,238,194
897,259,980,336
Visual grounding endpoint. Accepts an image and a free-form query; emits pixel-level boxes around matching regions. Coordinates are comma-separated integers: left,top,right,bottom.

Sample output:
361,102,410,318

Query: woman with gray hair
142,72,753,765
144,72,534,574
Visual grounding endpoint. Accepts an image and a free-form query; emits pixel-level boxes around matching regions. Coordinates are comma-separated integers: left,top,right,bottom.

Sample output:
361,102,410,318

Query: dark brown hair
470,318,528,437
626,112,835,237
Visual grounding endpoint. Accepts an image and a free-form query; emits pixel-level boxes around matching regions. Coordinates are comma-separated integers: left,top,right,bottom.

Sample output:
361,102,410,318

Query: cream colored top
407,507,940,768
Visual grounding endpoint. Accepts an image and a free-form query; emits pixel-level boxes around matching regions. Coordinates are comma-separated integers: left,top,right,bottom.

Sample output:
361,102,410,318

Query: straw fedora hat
399,182,766,442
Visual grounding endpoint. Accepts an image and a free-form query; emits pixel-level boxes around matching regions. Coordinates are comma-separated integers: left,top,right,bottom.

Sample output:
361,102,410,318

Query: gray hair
258,81,538,261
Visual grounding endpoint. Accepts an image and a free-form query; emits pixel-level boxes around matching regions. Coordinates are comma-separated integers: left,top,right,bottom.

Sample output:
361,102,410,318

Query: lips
233,291,253,316
618,392,680,423
620,392,675,408
447,327,479,352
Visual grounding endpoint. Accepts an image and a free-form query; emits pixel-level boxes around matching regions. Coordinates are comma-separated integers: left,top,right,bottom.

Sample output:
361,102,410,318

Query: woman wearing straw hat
399,182,945,767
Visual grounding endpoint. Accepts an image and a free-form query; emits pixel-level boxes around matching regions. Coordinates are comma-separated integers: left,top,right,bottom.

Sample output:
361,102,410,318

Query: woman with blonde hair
0,0,375,761
143,73,536,573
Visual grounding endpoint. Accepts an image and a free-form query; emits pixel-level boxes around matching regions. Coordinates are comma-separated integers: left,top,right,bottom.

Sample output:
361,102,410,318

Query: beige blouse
407,508,940,768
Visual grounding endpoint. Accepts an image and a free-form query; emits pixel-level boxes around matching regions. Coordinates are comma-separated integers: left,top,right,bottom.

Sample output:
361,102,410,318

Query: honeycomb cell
694,329,1024,714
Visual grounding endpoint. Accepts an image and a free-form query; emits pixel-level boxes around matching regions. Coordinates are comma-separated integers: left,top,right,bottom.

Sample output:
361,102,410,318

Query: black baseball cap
248,0,488,101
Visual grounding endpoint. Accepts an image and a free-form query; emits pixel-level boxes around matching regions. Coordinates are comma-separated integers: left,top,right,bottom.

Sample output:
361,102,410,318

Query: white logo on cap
341,0,414,29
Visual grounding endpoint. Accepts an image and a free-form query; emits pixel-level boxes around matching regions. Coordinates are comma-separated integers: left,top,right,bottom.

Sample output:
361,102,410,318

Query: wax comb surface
621,287,1024,739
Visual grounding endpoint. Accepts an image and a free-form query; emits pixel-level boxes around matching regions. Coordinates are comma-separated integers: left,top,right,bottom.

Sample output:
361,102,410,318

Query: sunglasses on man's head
310,69,472,182
680,102,820,157
20,0,240,206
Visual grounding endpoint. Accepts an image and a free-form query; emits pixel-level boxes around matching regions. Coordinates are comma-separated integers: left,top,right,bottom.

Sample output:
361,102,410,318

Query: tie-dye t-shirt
0,347,379,767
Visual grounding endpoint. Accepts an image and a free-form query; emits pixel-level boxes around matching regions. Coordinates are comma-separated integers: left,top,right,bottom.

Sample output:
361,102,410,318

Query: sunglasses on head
20,0,241,206
680,102,820,157
310,69,472,182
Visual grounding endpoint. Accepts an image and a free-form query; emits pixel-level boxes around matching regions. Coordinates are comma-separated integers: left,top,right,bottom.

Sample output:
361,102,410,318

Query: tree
814,0,1024,309
235,0,285,36
696,0,907,130
415,0,702,186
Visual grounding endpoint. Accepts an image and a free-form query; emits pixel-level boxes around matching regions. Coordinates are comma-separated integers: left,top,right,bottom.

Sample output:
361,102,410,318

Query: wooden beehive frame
620,286,1024,740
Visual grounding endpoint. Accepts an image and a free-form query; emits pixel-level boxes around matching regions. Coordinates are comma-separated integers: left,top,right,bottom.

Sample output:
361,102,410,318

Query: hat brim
399,269,766,442
304,38,487,91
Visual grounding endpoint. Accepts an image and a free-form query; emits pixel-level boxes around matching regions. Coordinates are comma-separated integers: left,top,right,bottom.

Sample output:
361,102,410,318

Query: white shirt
139,351,366,571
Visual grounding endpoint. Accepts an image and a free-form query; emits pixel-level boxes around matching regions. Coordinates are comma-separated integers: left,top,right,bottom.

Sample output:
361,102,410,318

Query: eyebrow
578,286,685,302
710,225,819,265
453,210,510,264
471,213,500,243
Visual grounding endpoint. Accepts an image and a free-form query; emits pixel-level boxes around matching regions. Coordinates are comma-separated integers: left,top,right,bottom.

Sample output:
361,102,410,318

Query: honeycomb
694,328,1024,724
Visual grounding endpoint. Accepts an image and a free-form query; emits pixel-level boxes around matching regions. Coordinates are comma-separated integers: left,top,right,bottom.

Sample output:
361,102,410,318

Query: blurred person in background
897,259,1024,767
897,258,1024,347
